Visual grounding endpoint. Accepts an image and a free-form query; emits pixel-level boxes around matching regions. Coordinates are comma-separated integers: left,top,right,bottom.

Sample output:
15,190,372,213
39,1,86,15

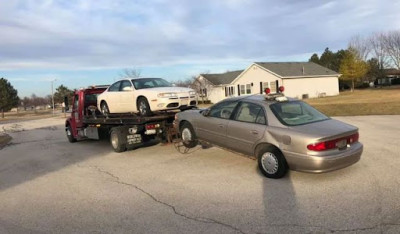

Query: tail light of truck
307,132,359,151
145,124,160,130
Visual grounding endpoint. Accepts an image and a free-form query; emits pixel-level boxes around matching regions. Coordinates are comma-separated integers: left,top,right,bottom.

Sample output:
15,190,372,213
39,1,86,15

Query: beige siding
232,64,282,95
282,76,339,99
207,86,225,104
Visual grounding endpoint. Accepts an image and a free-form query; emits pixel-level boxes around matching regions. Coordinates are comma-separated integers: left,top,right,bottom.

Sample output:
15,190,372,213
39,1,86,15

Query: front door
226,102,267,155
196,101,239,147
118,80,135,112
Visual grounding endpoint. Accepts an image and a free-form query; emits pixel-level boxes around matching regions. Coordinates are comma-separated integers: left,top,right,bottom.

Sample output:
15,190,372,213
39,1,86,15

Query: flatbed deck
82,111,177,125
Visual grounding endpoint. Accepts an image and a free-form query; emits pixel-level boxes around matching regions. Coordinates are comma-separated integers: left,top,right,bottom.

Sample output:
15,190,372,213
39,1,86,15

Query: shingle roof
200,70,243,85
254,62,339,77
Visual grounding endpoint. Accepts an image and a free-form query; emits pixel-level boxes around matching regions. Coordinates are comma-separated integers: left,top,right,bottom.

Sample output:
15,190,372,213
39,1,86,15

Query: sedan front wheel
180,122,198,148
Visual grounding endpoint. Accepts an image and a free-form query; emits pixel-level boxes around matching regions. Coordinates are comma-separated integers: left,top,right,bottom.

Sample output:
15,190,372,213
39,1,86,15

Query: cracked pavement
0,116,399,233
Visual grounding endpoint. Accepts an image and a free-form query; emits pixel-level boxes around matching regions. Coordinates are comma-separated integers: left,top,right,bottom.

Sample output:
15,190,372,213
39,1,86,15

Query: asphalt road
0,116,399,233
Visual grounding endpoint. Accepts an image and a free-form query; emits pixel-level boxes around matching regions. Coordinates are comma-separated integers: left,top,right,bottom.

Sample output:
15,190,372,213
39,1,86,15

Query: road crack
77,164,246,234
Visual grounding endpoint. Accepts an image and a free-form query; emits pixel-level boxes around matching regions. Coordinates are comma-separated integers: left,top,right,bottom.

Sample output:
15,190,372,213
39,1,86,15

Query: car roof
224,94,298,106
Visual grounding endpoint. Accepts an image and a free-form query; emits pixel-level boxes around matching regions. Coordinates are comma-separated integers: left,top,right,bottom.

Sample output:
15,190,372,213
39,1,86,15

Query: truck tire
101,101,110,117
180,122,198,148
66,125,77,143
110,128,127,152
257,145,288,179
137,97,152,117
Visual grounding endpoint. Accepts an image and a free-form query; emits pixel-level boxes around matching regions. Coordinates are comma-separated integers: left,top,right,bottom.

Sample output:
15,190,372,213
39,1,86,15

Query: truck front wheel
110,128,127,152
66,125,77,143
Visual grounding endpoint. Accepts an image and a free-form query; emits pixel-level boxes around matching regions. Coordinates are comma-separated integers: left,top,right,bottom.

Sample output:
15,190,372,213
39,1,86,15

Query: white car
97,78,197,116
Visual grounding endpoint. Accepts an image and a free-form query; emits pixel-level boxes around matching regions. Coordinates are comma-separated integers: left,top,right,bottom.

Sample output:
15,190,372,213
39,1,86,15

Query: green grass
305,87,400,116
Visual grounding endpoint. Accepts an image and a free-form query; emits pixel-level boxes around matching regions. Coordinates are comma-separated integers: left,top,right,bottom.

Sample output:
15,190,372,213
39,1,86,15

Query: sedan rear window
270,101,329,126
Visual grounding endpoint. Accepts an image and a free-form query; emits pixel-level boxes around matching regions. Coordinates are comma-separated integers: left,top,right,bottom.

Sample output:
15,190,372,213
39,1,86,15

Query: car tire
66,125,77,143
101,101,110,117
257,145,288,179
137,97,152,116
110,128,126,153
180,122,198,148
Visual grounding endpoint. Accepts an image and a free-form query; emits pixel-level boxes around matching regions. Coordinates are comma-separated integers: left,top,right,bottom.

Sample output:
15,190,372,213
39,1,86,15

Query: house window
240,85,245,95
246,84,251,94
200,88,207,97
225,87,228,97
270,81,277,93
231,86,235,96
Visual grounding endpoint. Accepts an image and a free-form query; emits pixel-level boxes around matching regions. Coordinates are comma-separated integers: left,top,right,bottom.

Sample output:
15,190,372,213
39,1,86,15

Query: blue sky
1,0,399,97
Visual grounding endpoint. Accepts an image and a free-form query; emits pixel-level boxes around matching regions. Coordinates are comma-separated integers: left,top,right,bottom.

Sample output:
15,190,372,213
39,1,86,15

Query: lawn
0,109,59,122
305,86,400,116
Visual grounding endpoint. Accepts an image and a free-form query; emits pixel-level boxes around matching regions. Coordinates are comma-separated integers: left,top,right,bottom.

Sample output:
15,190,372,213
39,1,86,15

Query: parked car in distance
97,78,197,116
175,91,363,179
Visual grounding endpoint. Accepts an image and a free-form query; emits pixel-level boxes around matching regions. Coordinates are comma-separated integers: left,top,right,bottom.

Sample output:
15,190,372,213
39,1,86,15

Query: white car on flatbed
98,78,197,116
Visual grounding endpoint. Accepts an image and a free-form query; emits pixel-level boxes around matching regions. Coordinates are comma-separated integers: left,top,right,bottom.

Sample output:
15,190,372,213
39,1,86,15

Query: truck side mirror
64,96,69,111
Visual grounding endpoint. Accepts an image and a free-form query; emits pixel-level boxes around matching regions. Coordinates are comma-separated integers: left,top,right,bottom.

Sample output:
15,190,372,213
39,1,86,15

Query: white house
195,62,340,103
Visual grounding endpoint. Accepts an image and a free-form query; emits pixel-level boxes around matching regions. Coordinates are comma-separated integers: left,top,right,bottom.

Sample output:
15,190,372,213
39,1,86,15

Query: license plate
127,134,142,145
336,139,347,148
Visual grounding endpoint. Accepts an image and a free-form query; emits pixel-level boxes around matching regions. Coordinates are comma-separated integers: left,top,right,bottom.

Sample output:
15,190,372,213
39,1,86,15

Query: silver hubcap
102,104,108,114
66,128,71,136
111,133,118,149
181,128,192,143
139,101,147,114
261,152,279,174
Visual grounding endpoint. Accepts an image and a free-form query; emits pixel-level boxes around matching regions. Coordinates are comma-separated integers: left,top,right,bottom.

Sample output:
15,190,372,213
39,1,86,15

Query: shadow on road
0,124,156,191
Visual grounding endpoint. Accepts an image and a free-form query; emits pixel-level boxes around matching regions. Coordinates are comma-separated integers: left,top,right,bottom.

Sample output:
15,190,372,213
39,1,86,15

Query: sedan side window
209,101,238,119
108,81,121,92
235,102,266,124
120,80,132,91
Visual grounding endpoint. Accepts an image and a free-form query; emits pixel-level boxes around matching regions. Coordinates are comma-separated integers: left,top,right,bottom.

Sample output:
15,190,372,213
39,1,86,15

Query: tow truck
65,85,184,152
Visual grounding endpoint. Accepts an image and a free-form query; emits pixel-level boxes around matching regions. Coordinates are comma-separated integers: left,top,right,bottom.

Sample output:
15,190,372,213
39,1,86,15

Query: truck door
71,93,83,128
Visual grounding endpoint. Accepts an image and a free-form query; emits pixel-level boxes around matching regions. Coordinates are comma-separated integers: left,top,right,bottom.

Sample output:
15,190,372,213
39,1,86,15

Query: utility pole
51,79,57,115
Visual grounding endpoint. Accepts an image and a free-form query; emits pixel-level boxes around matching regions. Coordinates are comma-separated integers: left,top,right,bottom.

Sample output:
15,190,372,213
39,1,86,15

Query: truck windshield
270,101,329,126
131,78,172,90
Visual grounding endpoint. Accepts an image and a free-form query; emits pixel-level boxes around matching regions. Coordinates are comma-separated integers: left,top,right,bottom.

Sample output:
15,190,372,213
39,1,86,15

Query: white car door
106,81,122,113
119,80,135,112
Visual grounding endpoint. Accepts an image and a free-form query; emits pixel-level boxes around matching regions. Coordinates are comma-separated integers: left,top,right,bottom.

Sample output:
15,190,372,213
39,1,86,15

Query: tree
0,78,19,118
54,85,74,105
309,53,320,64
120,68,142,78
383,30,400,69
319,48,336,70
369,32,389,74
366,58,382,82
174,78,193,88
349,35,370,61
339,48,369,91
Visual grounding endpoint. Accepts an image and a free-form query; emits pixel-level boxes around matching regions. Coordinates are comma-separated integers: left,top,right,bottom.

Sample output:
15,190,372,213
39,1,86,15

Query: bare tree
383,30,400,69
190,74,213,103
349,35,370,61
369,32,390,69
120,68,142,78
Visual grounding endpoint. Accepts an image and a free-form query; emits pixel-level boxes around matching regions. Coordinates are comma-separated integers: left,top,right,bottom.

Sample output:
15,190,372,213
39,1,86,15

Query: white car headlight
189,91,196,96
158,92,178,98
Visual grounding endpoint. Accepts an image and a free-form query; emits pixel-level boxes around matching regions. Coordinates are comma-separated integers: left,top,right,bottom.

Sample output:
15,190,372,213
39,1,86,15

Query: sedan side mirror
202,109,210,116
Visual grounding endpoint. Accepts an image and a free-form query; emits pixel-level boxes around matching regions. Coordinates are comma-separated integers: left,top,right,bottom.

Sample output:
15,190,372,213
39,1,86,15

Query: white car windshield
131,78,172,90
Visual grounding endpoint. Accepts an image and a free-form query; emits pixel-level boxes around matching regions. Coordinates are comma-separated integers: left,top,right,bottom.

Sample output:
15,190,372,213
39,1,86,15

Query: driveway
0,116,399,233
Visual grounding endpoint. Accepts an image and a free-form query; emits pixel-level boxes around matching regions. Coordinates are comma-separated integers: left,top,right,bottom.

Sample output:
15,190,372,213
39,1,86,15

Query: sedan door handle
251,130,259,135
218,124,224,128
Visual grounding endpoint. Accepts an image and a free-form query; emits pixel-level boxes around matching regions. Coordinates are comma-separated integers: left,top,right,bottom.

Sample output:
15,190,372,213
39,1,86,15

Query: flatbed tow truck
65,85,184,152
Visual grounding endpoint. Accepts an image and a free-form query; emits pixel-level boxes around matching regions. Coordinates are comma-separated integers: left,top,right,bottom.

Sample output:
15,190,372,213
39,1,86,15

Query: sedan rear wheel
101,102,110,117
257,146,287,179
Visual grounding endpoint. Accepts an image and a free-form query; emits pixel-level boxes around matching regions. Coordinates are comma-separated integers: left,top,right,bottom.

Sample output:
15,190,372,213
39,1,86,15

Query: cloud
0,0,399,71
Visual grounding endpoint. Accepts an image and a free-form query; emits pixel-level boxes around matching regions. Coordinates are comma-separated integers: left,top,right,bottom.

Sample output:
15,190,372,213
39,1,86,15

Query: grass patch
305,87,400,116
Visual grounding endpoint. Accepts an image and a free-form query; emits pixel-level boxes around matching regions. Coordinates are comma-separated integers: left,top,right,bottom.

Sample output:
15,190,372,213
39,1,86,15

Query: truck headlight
158,93,178,98
189,91,196,96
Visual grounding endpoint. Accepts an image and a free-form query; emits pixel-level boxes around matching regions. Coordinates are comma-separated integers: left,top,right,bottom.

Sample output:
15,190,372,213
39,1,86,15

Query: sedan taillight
307,132,359,151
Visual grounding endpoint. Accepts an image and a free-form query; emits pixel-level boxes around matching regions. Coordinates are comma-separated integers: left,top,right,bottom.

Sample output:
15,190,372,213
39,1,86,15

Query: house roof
254,62,339,77
384,68,400,76
200,70,244,85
